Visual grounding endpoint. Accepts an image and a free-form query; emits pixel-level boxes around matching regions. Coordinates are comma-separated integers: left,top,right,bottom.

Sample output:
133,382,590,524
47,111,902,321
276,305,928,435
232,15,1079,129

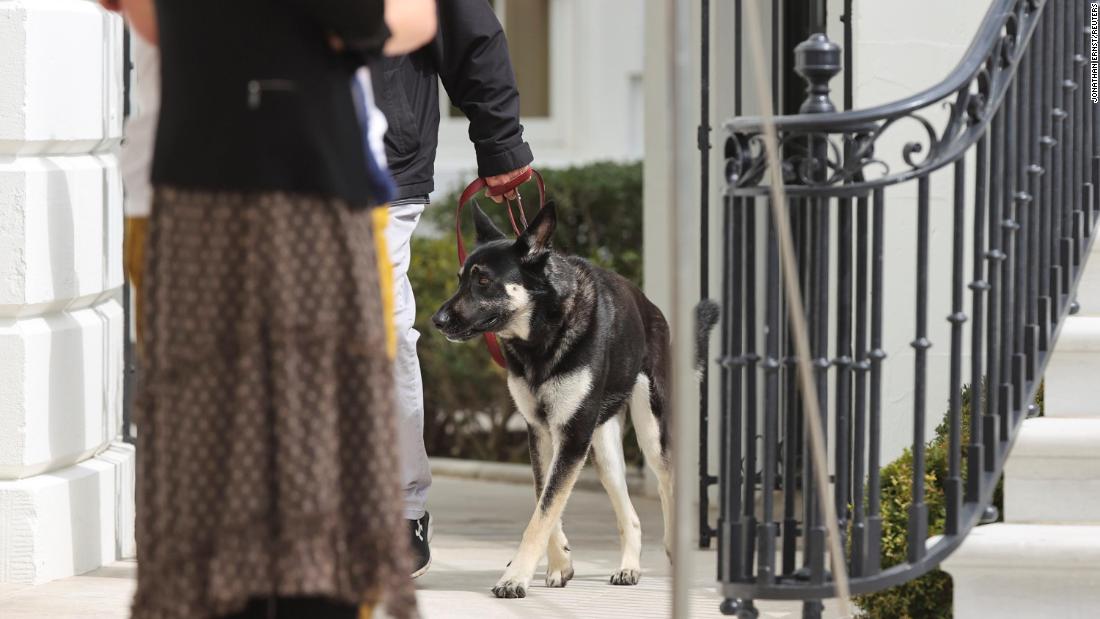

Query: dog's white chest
507,369,593,428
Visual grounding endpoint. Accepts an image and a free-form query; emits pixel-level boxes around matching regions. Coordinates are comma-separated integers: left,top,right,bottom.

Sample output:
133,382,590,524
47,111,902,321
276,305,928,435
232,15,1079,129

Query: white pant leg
386,199,431,520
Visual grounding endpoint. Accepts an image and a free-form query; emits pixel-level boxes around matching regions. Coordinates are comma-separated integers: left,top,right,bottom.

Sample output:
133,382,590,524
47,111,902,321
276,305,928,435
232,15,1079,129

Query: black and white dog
432,203,673,599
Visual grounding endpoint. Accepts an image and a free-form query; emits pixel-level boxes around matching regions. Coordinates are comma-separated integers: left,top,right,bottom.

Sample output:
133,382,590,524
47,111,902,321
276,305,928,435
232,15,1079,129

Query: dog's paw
545,565,575,588
609,568,641,586
492,579,529,599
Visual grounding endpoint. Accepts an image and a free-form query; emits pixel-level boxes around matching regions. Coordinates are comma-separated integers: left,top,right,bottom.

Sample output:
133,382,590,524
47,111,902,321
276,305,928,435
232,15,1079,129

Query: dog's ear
473,202,506,244
516,202,557,260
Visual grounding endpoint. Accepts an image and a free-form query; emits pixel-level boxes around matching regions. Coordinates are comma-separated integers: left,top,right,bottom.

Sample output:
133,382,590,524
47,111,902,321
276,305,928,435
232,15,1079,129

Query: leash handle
454,168,546,369
456,169,546,263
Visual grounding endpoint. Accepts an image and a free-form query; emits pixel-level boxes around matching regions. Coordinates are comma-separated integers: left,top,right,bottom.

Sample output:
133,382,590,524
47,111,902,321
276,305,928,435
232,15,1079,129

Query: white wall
0,0,134,584
433,0,646,199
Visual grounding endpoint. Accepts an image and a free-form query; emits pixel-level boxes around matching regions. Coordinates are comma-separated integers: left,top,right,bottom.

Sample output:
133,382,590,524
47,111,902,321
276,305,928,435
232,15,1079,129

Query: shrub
409,235,522,462
856,381,1043,618
410,161,644,463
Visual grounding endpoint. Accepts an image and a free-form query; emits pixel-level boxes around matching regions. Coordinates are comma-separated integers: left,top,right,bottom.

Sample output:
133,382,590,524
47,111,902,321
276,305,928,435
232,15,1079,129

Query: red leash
455,168,546,368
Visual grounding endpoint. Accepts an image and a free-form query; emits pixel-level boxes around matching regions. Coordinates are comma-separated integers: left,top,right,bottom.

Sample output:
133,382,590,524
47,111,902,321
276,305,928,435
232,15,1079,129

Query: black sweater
151,0,389,206
371,0,533,199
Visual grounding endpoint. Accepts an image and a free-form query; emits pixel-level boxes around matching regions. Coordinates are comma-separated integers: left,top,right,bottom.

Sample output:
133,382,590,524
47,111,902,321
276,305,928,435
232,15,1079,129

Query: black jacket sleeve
434,0,534,177
282,0,390,55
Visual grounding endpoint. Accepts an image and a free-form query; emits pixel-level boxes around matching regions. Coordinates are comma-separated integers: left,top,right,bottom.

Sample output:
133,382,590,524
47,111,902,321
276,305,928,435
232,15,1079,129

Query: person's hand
100,0,158,45
484,165,531,203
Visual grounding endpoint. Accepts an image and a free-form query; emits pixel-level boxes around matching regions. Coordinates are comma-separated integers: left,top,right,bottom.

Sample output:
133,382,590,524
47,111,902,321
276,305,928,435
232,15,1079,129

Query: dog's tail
694,299,721,381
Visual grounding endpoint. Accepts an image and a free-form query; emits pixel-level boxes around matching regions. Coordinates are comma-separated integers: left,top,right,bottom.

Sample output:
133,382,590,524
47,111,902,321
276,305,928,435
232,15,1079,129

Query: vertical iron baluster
908,176,931,563
735,0,743,118
781,200,801,577
1001,77,1020,424
758,197,781,585
772,0,780,115
1026,24,1043,380
1059,0,1075,296
850,192,870,575
1014,41,1033,393
843,0,853,111
835,192,854,547
721,195,746,581
1051,0,1066,317
986,106,1006,470
1039,1,1056,348
801,197,818,577
946,160,967,535
744,197,759,574
698,0,714,551
719,193,733,581
1071,0,1085,264
968,134,990,503
719,0,743,584
810,193,830,584
866,188,885,575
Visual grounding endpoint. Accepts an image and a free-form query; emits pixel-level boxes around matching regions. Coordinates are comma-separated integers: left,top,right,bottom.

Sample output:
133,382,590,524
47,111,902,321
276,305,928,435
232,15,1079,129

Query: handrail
724,0,1048,198
714,0,1099,615
726,0,1025,134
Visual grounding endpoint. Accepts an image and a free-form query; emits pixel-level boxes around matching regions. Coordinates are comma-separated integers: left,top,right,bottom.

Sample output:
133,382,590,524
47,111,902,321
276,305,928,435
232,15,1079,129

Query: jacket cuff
476,142,534,178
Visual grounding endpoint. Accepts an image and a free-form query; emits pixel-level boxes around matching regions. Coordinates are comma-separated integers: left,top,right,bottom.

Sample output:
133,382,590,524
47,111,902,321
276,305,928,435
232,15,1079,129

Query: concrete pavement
0,475,848,618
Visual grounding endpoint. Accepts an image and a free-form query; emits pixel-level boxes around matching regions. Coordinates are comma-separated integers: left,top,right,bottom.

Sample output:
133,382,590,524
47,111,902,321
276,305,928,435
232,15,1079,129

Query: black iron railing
697,0,856,553
708,0,1098,615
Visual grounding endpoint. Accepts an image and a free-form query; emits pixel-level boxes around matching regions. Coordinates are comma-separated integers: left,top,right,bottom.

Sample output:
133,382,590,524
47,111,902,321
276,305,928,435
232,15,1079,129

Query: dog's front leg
493,429,590,599
528,425,574,588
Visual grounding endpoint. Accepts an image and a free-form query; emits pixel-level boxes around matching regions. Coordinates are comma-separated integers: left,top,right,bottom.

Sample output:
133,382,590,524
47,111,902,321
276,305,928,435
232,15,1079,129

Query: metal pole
669,0,697,616
698,0,715,550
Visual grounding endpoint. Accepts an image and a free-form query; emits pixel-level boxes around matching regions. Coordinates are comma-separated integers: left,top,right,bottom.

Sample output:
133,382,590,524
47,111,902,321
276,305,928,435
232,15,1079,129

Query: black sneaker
409,512,432,579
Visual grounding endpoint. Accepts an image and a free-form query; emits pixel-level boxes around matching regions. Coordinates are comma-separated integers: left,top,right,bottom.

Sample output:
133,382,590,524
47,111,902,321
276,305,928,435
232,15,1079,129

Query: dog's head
431,202,557,342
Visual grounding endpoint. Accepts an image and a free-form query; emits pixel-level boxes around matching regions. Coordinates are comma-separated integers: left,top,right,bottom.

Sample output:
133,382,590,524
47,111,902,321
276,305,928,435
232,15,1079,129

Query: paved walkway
0,476,848,618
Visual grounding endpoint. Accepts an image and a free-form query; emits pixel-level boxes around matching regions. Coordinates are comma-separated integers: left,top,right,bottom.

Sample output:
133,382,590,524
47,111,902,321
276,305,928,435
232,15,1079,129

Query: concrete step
941,523,1100,619
1072,237,1100,317
1044,316,1100,419
1003,417,1100,523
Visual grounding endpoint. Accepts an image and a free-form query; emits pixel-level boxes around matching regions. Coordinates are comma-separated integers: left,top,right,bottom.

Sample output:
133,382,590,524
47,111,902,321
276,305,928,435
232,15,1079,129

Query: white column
0,0,134,585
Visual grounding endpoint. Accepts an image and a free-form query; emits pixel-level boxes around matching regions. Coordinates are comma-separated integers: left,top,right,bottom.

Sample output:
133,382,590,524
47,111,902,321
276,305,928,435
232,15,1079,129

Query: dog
431,202,673,599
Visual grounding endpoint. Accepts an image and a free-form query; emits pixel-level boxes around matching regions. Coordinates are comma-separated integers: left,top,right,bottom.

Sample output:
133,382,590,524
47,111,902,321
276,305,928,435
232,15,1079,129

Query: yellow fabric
358,604,374,619
124,216,149,345
371,206,396,360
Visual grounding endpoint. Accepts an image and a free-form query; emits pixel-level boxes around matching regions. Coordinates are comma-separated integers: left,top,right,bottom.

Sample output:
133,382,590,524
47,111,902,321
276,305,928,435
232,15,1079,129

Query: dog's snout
432,308,451,330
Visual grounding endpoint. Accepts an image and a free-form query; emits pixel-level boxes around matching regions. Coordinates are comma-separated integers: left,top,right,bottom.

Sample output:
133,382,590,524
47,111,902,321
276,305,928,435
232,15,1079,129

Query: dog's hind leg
629,372,675,561
592,414,642,585
528,425,574,588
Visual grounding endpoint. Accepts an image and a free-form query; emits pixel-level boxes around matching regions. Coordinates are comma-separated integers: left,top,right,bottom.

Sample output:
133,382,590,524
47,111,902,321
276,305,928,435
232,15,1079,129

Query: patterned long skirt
130,188,414,619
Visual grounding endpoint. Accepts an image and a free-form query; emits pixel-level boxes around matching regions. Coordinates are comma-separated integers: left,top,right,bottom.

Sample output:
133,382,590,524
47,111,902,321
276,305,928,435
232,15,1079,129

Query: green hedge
411,161,644,463
856,382,1044,618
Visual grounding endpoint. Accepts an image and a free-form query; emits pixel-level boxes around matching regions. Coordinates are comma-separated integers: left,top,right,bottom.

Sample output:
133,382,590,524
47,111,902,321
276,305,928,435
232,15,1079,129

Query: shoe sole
411,516,434,579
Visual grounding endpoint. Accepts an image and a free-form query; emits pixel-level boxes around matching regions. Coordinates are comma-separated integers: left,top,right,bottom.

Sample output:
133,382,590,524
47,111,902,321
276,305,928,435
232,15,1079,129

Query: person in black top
103,1,435,617
369,0,534,579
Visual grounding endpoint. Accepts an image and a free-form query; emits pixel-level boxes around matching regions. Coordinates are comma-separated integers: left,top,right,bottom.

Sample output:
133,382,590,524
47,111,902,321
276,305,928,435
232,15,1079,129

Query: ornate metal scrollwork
726,0,1038,195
